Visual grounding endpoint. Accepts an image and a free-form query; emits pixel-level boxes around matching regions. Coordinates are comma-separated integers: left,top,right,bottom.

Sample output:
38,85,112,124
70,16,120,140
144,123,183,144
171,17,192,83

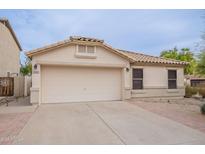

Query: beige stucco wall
131,65,185,98
0,22,20,77
30,44,131,104
32,45,129,67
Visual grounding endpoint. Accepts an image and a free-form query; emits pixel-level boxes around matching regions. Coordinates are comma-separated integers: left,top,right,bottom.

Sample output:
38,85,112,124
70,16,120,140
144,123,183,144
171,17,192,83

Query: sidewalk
0,97,37,144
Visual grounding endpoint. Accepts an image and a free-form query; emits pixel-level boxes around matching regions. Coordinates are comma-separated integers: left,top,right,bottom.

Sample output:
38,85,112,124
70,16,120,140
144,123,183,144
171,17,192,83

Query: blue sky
0,9,204,64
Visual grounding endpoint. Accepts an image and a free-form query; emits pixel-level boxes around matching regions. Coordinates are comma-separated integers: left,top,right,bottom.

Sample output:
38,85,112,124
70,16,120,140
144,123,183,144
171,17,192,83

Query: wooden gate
0,77,14,96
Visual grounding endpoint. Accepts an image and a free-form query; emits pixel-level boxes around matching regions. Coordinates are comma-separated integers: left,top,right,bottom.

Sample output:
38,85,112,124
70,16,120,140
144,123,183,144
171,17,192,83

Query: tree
196,50,205,75
196,12,205,76
160,47,179,59
20,57,32,76
160,47,196,75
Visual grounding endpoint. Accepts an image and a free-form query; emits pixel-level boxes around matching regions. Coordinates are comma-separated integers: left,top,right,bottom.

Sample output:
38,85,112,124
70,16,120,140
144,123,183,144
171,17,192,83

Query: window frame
168,70,177,89
87,45,95,53
76,45,96,54
78,45,86,53
132,68,143,90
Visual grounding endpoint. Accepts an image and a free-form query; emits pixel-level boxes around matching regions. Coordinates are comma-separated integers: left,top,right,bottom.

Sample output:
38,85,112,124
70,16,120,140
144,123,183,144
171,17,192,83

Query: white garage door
41,66,122,103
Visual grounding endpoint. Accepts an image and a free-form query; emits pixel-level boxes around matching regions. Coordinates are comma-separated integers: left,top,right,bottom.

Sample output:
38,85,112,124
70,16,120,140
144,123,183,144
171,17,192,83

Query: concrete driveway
14,101,205,144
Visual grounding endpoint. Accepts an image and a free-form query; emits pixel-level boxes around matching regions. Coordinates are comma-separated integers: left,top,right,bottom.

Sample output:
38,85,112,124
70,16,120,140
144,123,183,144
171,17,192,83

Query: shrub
199,88,205,98
185,86,198,98
201,104,205,115
191,87,198,95
185,86,192,98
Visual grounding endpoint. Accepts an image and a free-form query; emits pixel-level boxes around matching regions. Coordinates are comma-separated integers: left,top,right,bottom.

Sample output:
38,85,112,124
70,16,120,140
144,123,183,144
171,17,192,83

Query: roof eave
119,49,189,66
26,39,135,62
132,61,188,67
26,40,72,57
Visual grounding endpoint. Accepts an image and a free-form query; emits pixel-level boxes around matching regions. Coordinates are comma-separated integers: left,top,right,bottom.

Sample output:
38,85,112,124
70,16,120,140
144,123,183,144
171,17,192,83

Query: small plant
185,86,192,98
185,86,198,98
191,87,198,95
201,104,205,115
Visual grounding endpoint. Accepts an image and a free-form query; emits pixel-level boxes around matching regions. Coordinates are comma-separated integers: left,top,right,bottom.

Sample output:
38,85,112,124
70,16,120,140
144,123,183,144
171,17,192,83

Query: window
133,69,143,89
168,70,177,89
77,45,95,54
78,45,86,53
87,46,95,53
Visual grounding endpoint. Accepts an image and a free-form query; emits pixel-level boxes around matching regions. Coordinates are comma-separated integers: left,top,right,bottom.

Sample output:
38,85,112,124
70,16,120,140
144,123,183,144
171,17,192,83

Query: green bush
199,88,205,98
191,87,198,95
185,86,198,98
185,86,192,98
201,104,205,115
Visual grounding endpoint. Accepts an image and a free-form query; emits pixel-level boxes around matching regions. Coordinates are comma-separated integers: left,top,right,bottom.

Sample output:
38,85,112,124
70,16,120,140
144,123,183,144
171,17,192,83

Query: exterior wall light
34,64,37,70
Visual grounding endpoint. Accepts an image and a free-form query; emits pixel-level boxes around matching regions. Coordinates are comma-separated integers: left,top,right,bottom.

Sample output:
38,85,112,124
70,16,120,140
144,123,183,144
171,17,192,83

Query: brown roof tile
118,49,188,65
70,36,104,43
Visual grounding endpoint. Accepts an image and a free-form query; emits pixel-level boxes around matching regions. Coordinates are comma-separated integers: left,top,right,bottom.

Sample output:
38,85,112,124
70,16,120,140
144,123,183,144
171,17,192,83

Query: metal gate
0,77,14,96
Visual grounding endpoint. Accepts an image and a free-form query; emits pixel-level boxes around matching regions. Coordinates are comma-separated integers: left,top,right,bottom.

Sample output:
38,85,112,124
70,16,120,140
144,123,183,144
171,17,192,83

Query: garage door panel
41,66,122,103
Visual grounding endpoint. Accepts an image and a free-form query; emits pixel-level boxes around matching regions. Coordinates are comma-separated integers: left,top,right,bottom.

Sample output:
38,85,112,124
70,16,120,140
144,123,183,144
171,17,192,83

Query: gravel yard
129,98,205,133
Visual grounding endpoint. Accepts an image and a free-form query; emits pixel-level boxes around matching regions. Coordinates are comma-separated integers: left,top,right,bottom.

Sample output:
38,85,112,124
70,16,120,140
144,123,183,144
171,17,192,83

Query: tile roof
70,36,104,43
118,49,188,65
0,18,22,51
27,39,72,56
27,36,188,66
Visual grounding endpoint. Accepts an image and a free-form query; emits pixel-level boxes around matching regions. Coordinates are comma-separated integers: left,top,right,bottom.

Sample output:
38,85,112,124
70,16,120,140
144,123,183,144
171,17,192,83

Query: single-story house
27,36,188,104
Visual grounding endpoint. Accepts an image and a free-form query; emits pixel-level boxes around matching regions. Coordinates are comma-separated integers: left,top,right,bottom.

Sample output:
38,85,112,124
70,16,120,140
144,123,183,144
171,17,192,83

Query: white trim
166,67,179,70
85,45,87,53
75,52,97,59
76,44,78,53
94,46,97,53
35,60,127,68
75,44,97,59
76,45,96,53
121,68,125,100
39,64,42,105
131,90,146,94
167,89,180,93
131,65,144,69
144,86,167,89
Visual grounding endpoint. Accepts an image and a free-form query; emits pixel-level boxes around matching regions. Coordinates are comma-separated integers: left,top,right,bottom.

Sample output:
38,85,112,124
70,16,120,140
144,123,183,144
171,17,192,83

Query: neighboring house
0,18,25,97
185,75,205,87
27,36,188,104
0,18,22,77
